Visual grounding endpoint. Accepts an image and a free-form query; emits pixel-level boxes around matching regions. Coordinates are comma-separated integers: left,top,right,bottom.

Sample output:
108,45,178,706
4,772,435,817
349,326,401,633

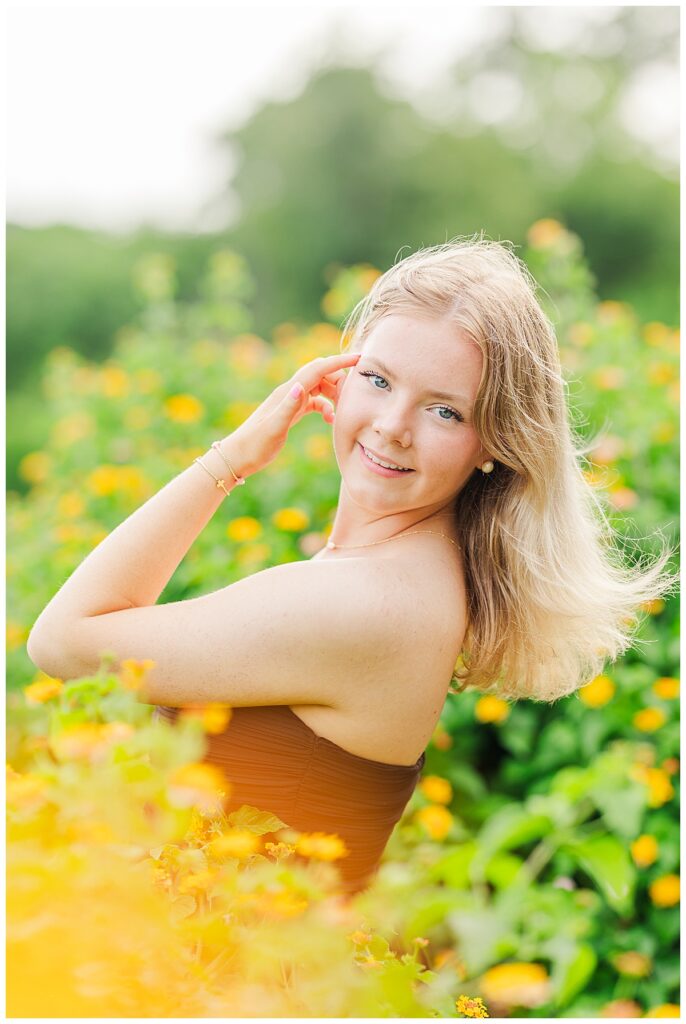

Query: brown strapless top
152,703,425,895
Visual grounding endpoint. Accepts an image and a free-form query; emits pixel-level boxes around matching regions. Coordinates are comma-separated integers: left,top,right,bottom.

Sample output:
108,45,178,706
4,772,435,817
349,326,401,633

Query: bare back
289,535,467,765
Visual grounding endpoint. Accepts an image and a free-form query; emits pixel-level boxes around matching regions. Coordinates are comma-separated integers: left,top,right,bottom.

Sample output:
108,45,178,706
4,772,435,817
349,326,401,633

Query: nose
372,404,412,449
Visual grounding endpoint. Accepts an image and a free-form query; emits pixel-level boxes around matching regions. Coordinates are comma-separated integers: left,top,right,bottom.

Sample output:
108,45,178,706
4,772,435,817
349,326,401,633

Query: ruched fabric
153,703,425,894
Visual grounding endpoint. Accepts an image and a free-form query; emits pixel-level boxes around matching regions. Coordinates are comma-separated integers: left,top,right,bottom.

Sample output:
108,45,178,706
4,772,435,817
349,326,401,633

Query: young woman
27,238,675,894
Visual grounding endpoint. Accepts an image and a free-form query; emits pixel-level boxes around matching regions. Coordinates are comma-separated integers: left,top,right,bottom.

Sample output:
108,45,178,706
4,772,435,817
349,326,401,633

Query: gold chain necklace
326,530,459,551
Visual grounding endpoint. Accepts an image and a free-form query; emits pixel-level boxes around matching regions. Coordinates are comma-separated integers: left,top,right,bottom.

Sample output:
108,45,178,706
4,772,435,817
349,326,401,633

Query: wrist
214,433,256,481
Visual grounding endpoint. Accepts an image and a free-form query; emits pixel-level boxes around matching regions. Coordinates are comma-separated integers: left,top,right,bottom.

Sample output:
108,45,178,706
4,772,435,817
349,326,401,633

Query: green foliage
8,224,680,1016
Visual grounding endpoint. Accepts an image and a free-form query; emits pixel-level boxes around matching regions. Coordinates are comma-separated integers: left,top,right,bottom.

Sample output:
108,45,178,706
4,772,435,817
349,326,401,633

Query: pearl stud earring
481,460,494,473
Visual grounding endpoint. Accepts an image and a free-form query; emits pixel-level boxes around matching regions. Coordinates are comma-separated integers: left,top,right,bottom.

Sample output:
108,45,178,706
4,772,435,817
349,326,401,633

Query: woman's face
333,313,488,517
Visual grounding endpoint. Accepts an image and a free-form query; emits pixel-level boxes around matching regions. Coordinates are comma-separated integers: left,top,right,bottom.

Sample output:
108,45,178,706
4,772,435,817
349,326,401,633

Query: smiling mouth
358,443,415,474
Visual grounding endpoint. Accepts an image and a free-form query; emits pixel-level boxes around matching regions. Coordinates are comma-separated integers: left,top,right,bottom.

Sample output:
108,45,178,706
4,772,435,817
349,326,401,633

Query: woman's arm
27,352,359,668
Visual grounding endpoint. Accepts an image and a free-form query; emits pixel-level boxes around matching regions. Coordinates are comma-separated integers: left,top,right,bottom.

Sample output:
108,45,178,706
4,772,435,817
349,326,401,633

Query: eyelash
358,371,464,423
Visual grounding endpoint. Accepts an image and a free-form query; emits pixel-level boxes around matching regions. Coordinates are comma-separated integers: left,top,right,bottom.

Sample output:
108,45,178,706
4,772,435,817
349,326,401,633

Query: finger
293,353,361,392
306,395,335,422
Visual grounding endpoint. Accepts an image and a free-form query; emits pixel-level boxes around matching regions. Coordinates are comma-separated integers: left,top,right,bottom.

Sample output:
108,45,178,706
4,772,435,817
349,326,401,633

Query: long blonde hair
339,236,677,704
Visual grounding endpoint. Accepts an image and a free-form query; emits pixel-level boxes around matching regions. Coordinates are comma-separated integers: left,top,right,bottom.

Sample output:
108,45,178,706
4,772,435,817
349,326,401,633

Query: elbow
26,624,77,680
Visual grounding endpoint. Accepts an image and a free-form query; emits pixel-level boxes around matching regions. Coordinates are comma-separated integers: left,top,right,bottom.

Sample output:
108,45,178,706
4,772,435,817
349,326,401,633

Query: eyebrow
359,357,473,409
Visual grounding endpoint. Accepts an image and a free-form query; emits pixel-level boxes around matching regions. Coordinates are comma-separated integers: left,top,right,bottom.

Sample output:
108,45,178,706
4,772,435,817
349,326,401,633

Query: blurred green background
7,7,679,494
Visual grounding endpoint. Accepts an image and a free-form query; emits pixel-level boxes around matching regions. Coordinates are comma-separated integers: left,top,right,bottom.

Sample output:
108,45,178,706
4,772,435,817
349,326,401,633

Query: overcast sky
7,3,679,235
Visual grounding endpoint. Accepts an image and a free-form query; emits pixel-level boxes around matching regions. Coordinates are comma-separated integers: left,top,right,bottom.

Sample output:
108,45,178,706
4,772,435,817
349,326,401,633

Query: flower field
7,225,680,1017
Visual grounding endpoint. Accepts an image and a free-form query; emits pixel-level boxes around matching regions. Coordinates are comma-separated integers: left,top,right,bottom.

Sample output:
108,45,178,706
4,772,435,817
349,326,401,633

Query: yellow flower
19,451,51,485
57,492,86,519
415,804,454,841
295,831,349,861
208,829,261,860
178,703,232,735
305,433,332,461
652,421,676,444
649,361,678,386
86,464,121,497
649,874,680,908
236,542,272,568
645,1005,681,1017
456,995,490,1018
7,622,29,652
527,219,566,249
167,762,228,812
99,364,130,397
49,722,133,762
641,598,665,615
578,674,615,708
591,366,626,391
633,708,667,732
24,676,64,703
597,300,631,326
652,677,679,700
177,870,218,894
53,412,95,447
123,405,153,431
226,516,263,542
567,322,594,347
163,394,205,423
272,507,310,532
630,763,674,807
419,775,453,804
119,658,156,692
630,834,659,868
607,485,638,510
475,695,510,724
135,368,163,394
643,322,672,348
348,930,373,946
480,962,550,1009
613,951,652,977
6,770,51,808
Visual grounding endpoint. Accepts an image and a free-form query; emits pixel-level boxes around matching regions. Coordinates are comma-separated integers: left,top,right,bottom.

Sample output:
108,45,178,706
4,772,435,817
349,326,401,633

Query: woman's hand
225,351,361,478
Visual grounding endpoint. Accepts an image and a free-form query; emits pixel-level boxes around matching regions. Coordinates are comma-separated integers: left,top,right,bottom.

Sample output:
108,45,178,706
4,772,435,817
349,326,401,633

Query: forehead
360,314,483,397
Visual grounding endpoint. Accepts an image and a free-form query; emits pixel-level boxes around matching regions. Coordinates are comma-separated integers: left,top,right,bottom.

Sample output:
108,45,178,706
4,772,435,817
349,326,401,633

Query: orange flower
295,831,349,861
208,829,262,860
167,762,228,812
178,704,232,735
652,677,679,700
578,674,615,708
630,834,659,868
475,695,510,724
613,951,652,977
415,804,454,841
607,486,638,510
527,219,566,249
633,708,667,732
163,394,205,424
456,994,490,1018
641,599,665,615
629,765,674,808
419,775,453,804
601,999,642,1017
649,874,680,908
119,658,156,692
480,962,550,1009
226,516,263,542
23,676,64,704
272,507,310,532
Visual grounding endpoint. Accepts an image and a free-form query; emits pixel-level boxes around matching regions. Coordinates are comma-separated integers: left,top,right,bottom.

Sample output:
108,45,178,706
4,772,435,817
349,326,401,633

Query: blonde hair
339,235,677,704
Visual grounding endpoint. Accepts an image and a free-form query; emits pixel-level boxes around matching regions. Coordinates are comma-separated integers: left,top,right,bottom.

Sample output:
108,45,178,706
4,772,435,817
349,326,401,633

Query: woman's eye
359,370,463,423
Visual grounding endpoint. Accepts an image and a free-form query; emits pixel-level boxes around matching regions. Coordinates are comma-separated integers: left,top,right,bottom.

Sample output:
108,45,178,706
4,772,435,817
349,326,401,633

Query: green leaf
428,841,477,888
562,835,635,914
551,941,597,1008
226,804,289,834
484,851,524,889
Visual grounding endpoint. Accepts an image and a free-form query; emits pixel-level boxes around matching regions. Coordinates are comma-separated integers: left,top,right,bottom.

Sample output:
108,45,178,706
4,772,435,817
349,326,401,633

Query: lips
359,443,413,471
